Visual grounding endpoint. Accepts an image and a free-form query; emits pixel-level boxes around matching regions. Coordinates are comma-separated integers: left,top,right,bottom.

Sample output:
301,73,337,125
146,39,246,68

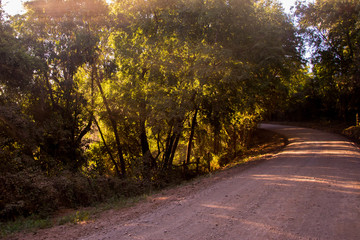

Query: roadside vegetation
1,128,286,237
0,0,359,236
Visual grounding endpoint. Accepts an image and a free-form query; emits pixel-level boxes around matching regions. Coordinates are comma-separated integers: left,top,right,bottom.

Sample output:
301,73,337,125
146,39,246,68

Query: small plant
57,211,90,225
343,126,360,142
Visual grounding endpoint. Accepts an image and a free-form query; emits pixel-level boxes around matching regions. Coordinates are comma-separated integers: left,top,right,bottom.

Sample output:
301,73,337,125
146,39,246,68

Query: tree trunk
213,125,221,154
140,118,156,179
94,118,122,177
162,125,174,169
168,133,181,168
162,123,182,170
74,65,96,157
186,108,198,164
233,126,237,158
95,70,126,177
75,115,93,147
163,133,175,170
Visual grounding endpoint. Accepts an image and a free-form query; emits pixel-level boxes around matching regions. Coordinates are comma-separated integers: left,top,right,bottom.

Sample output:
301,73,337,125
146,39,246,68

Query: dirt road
12,124,360,240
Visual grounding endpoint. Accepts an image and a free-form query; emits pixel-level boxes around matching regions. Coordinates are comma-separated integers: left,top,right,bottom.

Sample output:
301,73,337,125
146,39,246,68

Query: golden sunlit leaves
1,0,301,181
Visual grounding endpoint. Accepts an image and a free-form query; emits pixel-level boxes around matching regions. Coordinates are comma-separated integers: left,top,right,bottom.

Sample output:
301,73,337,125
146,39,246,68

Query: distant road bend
15,124,360,240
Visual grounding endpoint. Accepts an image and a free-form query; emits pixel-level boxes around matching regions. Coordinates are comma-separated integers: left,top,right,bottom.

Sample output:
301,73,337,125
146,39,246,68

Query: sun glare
2,0,25,16
2,0,114,16
2,0,299,16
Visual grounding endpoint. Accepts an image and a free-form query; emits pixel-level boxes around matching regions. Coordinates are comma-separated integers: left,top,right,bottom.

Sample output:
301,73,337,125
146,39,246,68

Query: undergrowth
0,127,285,238
0,216,51,237
0,194,147,238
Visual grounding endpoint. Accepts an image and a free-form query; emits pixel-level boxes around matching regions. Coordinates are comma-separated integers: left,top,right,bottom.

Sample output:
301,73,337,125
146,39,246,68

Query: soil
6,123,360,240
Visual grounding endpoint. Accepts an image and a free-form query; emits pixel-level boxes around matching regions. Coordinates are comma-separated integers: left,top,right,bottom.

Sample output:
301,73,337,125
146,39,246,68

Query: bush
342,126,360,142
0,171,59,220
0,170,147,221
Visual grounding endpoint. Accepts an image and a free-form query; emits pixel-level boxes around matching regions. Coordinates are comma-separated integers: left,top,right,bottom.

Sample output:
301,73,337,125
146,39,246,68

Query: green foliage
0,216,52,238
57,211,90,225
295,0,360,121
0,19,37,94
1,0,302,221
0,169,154,221
105,0,300,177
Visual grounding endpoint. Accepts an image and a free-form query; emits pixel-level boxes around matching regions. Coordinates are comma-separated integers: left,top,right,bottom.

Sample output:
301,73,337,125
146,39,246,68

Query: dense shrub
0,170,152,221
0,171,59,220
342,126,360,142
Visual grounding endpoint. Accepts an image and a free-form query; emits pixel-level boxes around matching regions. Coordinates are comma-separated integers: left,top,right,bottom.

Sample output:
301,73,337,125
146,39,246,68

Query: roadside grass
0,195,147,238
0,216,52,238
0,127,286,239
57,210,91,225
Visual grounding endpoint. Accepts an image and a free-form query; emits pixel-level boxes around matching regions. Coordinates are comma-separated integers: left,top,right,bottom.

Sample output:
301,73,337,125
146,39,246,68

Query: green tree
0,3,41,173
105,0,302,177
11,0,110,172
295,0,360,121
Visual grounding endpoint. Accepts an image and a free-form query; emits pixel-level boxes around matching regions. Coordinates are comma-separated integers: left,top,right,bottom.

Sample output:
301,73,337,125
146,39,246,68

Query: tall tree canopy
0,0,301,176
295,0,360,121
1,0,304,220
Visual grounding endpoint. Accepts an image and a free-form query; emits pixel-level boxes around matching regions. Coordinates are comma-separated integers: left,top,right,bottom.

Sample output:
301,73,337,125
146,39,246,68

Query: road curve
14,124,360,240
